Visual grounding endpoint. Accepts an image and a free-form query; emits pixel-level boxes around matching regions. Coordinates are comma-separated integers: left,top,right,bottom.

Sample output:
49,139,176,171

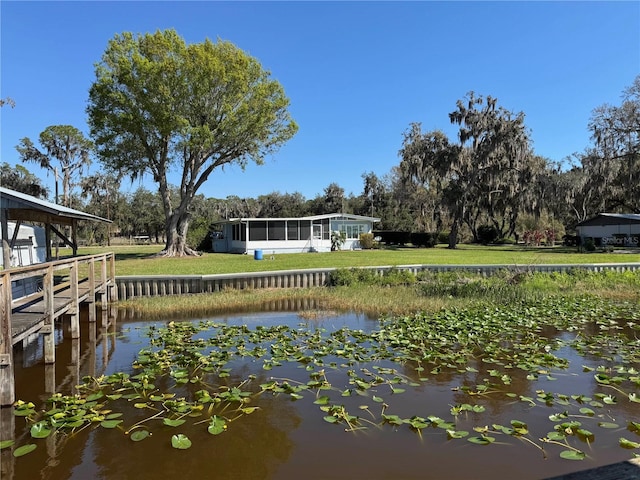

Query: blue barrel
254,249,263,260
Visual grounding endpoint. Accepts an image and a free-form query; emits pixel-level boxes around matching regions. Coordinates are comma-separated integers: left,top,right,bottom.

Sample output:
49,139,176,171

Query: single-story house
211,213,380,255
576,213,640,247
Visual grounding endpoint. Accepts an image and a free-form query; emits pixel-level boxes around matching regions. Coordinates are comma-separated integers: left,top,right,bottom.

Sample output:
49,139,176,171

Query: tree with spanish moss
16,125,93,206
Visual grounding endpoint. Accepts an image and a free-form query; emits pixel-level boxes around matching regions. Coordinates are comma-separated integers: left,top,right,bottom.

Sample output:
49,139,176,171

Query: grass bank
69,243,640,276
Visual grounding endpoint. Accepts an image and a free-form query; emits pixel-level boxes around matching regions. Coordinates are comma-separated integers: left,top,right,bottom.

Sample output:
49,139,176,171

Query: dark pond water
2,304,639,480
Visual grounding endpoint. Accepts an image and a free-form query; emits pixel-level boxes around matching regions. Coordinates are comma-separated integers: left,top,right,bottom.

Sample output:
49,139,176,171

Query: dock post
43,264,55,364
69,259,79,339
0,271,15,406
88,258,96,323
108,253,118,301
100,256,108,328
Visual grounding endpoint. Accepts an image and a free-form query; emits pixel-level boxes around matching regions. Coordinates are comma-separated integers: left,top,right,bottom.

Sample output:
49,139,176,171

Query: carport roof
1,186,111,226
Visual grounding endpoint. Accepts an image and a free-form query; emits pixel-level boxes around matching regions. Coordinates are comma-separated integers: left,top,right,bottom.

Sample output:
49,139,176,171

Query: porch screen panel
287,221,299,240
322,219,330,240
300,221,311,240
268,221,286,241
249,221,267,241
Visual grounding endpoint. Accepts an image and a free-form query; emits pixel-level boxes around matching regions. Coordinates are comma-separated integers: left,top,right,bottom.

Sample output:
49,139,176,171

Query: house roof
576,213,640,227
0,186,111,225
214,213,381,224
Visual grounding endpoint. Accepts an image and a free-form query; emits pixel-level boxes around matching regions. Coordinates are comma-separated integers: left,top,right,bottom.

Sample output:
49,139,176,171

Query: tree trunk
159,209,200,257
448,219,459,249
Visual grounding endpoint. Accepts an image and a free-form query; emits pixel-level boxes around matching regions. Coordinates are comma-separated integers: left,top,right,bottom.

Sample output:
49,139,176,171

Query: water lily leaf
323,416,339,424
100,419,123,429
208,416,226,435
241,407,259,414
628,421,640,433
86,391,104,402
106,413,123,419
467,435,495,445
549,412,568,422
314,396,330,405
106,394,122,401
619,437,640,449
407,416,428,430
290,393,304,401
382,414,403,426
629,393,640,403
1,440,15,450
579,407,595,416
559,449,586,460
30,422,51,439
13,407,36,417
13,444,37,457
603,395,617,405
163,418,186,427
372,396,384,403
598,422,620,429
576,428,594,438
447,429,469,439
546,431,566,441
171,434,191,449
130,430,150,442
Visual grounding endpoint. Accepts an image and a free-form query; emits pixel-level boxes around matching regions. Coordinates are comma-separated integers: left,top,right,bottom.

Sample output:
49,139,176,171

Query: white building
0,222,47,298
0,222,47,268
212,213,380,255
576,213,640,247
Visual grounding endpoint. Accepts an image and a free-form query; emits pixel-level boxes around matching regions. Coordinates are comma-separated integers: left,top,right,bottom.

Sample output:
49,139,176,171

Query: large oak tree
87,29,298,256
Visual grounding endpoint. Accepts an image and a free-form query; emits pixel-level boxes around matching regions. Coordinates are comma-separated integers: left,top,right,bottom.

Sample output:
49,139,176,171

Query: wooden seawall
115,262,640,300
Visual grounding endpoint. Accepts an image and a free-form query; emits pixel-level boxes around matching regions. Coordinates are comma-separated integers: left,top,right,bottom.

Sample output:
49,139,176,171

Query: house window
339,223,367,239
300,221,311,240
249,221,267,241
322,219,330,240
268,221,286,241
287,221,299,240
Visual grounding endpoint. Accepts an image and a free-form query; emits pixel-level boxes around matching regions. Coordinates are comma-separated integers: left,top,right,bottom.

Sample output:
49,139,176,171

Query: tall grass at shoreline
117,269,640,319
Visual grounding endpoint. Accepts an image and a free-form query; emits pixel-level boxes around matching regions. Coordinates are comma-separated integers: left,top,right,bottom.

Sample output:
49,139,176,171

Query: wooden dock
0,253,116,406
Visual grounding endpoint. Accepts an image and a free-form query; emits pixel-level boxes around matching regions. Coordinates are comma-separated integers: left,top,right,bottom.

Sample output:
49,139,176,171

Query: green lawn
65,244,640,276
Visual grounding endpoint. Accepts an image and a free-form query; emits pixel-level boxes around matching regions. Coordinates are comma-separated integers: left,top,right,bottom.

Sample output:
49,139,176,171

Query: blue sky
1,1,638,202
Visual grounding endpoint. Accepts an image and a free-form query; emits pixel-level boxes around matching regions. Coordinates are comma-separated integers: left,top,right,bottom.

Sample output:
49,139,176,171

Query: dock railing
0,252,116,406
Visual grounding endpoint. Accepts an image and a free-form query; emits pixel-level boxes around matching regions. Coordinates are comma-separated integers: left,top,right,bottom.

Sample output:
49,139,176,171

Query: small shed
575,213,640,247
212,213,380,254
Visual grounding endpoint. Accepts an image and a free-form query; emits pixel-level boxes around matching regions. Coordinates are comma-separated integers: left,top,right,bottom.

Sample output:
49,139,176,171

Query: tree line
3,28,638,253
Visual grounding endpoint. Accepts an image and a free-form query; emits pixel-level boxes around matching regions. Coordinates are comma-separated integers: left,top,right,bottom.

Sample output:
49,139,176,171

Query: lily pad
30,422,52,439
13,444,37,457
163,418,186,427
207,416,227,435
171,434,192,449
559,450,586,460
